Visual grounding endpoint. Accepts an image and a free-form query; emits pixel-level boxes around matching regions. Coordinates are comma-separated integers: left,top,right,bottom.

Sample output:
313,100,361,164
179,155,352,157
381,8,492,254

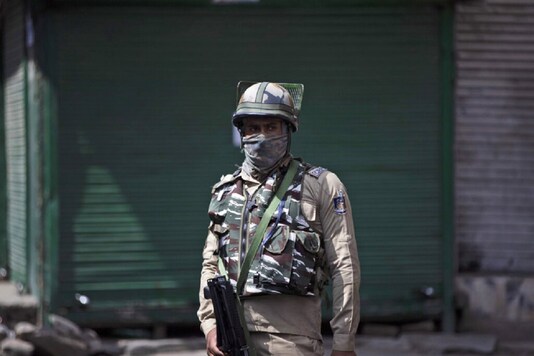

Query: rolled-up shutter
51,5,445,324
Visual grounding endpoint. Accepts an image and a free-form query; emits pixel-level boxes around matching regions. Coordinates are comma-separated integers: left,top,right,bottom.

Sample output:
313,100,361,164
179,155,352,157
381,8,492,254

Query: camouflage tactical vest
208,161,326,297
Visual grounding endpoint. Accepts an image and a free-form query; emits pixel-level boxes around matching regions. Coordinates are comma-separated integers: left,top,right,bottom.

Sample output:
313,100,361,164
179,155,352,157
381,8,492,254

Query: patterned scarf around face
242,133,289,178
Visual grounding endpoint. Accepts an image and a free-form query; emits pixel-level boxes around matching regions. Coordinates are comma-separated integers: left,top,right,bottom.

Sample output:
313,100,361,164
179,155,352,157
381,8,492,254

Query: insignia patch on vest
333,190,347,214
308,166,328,178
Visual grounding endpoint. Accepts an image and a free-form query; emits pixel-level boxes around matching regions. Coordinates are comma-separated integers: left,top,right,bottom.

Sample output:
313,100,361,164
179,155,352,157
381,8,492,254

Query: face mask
242,133,289,175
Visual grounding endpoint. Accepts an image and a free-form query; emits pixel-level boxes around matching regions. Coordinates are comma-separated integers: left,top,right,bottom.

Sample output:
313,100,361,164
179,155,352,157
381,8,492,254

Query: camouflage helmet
232,82,303,132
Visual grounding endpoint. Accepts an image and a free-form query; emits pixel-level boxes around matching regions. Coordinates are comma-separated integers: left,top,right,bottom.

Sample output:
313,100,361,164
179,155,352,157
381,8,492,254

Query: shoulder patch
333,190,347,214
307,166,328,179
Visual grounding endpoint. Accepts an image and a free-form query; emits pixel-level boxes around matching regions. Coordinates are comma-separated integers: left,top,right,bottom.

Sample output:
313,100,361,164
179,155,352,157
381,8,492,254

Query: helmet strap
286,123,292,155
239,127,245,149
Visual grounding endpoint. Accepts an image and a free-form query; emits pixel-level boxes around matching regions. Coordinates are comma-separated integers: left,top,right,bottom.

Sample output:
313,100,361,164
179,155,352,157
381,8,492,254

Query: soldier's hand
331,350,356,356
206,328,225,356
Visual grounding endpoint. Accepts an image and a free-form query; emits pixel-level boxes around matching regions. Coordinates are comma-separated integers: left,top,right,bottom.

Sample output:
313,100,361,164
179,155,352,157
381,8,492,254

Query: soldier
198,82,360,356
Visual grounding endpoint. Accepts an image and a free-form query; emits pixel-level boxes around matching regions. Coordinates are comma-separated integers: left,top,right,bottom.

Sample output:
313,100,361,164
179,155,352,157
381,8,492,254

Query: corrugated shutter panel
3,0,27,286
456,0,534,273
53,6,443,324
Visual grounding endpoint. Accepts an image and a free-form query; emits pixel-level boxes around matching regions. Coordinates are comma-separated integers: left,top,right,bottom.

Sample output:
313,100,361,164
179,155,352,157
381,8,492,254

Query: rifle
204,276,251,356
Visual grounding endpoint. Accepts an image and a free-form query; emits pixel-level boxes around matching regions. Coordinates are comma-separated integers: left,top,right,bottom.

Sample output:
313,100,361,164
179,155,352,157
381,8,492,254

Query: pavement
2,281,534,356
116,331,534,356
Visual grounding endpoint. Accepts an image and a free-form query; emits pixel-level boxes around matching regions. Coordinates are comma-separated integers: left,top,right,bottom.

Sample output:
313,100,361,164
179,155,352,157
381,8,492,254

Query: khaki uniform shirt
198,164,360,352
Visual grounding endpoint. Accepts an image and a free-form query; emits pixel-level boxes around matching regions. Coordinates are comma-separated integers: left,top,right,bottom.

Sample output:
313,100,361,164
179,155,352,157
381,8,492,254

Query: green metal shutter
51,6,445,324
3,0,28,287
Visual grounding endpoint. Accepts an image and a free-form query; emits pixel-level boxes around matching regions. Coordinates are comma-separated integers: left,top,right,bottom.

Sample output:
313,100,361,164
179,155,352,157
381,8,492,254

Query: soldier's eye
245,125,259,134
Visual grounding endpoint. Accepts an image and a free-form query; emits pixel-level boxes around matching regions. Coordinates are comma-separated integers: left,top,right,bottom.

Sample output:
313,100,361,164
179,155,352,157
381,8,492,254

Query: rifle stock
204,276,250,356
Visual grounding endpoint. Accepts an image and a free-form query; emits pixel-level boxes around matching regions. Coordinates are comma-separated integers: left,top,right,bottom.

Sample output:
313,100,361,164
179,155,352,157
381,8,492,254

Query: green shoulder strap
236,159,299,295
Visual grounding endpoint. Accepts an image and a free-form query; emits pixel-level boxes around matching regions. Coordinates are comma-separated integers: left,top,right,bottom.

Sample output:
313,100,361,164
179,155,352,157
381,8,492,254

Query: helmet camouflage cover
232,81,304,132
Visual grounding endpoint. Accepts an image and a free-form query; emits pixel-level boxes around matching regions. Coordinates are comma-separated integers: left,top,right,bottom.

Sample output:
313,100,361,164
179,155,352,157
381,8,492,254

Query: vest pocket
260,225,293,286
258,226,320,295
291,231,320,294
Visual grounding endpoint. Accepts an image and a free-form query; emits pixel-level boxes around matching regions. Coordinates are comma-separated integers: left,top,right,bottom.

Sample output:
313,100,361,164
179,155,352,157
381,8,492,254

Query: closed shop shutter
51,5,444,324
456,0,534,273
3,0,27,287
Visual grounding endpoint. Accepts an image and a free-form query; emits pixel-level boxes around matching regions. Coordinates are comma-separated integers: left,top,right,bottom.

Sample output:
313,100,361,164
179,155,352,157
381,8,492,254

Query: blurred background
0,0,532,341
